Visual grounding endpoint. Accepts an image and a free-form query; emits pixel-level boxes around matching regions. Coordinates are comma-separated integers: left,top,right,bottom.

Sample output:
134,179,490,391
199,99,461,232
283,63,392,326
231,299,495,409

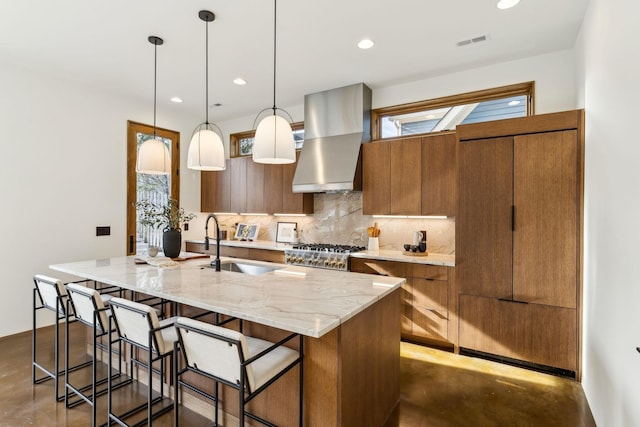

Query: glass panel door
126,121,180,255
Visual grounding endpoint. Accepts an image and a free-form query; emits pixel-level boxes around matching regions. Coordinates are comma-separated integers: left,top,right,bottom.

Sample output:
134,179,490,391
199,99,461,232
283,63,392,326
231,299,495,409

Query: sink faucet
204,213,221,271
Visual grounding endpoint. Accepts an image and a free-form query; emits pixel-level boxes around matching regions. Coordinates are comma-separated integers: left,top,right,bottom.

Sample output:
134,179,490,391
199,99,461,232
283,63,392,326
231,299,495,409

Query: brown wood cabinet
281,151,314,214
246,160,264,213
390,137,422,215
200,152,313,214
362,132,456,216
201,159,231,213
230,156,248,213
459,295,577,372
455,110,584,377
421,133,457,217
350,257,452,346
185,241,285,263
362,141,391,214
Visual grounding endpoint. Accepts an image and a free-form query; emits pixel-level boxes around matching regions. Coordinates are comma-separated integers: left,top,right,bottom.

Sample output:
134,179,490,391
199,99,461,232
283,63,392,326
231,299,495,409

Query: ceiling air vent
456,34,489,47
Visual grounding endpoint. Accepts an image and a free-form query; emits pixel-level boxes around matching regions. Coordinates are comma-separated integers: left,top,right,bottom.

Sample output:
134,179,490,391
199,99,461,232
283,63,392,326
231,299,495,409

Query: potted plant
136,198,196,258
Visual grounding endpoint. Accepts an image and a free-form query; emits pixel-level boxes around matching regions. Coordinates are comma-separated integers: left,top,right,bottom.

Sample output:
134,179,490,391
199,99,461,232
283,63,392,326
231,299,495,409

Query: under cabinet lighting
373,215,448,219
213,212,239,215
274,213,307,217
240,213,269,216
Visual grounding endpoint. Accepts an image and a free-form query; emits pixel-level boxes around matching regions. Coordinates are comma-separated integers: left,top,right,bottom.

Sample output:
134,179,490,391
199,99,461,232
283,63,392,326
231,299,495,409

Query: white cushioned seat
173,316,303,426
109,297,177,356
175,316,299,392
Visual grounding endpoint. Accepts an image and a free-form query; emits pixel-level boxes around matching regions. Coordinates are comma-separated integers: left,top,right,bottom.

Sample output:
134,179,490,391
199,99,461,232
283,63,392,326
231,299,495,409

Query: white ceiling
0,0,589,122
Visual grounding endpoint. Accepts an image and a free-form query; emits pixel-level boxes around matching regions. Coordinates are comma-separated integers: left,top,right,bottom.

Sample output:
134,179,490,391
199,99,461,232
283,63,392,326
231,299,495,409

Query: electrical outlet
96,226,111,236
184,223,189,231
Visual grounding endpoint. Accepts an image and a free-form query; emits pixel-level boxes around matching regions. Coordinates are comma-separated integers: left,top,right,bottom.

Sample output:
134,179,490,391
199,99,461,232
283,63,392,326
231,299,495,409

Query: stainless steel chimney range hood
292,83,372,193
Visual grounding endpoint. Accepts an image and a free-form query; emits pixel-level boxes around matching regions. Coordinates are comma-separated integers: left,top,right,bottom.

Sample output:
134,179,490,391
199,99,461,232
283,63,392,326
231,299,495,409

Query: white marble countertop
187,239,455,266
50,254,404,338
350,250,455,267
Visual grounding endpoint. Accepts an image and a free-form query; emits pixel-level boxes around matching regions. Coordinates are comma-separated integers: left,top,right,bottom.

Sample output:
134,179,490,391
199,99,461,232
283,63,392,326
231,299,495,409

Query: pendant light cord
153,41,158,139
272,0,277,114
205,19,210,125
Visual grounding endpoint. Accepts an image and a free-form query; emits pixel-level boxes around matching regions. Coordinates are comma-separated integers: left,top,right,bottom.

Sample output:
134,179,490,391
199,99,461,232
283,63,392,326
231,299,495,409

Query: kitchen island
50,255,404,426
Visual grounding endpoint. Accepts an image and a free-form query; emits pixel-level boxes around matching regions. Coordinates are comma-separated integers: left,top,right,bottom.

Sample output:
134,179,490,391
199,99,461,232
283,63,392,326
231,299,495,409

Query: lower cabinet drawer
459,294,577,372
412,278,448,312
411,307,448,341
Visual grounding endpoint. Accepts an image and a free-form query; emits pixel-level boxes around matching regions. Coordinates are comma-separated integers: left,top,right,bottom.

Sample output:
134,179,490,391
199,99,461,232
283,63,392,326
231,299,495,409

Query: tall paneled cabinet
455,110,584,378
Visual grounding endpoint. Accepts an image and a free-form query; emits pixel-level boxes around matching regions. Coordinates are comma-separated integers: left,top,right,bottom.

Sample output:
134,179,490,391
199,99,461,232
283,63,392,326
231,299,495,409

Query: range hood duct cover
292,83,372,193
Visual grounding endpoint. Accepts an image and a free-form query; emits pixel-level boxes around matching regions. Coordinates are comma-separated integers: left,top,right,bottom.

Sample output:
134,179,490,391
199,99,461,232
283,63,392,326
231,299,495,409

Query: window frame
371,81,535,140
126,120,180,255
230,121,305,158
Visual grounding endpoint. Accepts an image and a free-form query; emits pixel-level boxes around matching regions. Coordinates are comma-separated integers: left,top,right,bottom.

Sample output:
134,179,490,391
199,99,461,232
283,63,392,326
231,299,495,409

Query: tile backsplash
189,192,454,255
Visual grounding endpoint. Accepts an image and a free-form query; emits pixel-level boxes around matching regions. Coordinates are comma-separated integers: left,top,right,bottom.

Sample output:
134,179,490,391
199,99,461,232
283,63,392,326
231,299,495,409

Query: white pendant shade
136,138,171,175
188,128,226,171
252,114,295,164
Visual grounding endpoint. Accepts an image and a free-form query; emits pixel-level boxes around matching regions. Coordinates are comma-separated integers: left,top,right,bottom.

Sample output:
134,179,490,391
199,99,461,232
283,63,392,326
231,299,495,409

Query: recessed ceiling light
170,97,183,103
497,0,520,9
508,100,521,106
357,39,375,49
233,77,247,85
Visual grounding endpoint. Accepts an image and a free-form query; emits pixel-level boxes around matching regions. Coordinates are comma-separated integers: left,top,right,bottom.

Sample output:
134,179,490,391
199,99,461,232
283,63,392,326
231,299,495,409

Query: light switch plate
96,226,111,236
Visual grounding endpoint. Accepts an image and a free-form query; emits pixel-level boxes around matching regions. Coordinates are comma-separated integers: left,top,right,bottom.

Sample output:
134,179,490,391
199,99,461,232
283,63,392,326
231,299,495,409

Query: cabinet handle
129,235,134,254
511,205,515,231
498,297,528,305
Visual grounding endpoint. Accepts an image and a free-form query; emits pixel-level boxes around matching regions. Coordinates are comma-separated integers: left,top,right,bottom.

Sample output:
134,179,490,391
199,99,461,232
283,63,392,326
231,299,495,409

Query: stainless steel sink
202,261,281,275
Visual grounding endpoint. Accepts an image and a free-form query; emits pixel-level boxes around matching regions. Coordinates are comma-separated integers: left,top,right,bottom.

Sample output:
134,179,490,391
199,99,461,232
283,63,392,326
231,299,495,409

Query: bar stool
64,283,131,427
32,275,113,401
107,297,178,426
173,317,303,427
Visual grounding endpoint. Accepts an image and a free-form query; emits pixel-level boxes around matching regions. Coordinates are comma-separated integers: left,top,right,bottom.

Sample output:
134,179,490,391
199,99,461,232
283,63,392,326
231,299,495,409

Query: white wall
0,61,199,337
373,49,577,114
578,0,640,425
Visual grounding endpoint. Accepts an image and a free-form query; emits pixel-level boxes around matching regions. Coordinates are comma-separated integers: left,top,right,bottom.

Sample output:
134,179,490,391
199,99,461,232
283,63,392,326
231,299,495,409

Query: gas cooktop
285,243,366,271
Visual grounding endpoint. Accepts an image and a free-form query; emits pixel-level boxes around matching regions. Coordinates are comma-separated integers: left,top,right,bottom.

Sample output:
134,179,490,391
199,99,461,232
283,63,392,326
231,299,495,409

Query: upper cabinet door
264,163,284,214
282,151,314,214
201,159,231,213
390,137,422,215
363,141,391,215
421,133,457,217
513,130,578,308
457,136,514,299
246,160,265,213
230,156,248,213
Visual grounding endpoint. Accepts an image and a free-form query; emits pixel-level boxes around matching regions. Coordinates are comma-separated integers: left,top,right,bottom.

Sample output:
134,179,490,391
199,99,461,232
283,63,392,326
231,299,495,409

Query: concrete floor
384,342,595,427
1,325,595,426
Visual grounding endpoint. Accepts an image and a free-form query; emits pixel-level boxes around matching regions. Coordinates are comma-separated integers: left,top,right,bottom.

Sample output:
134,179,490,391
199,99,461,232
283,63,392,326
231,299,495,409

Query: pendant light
252,0,295,164
136,36,171,175
187,10,226,171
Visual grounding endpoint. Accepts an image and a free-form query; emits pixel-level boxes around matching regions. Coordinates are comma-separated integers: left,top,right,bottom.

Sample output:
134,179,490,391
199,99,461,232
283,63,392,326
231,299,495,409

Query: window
126,121,180,255
230,122,304,157
373,82,534,140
